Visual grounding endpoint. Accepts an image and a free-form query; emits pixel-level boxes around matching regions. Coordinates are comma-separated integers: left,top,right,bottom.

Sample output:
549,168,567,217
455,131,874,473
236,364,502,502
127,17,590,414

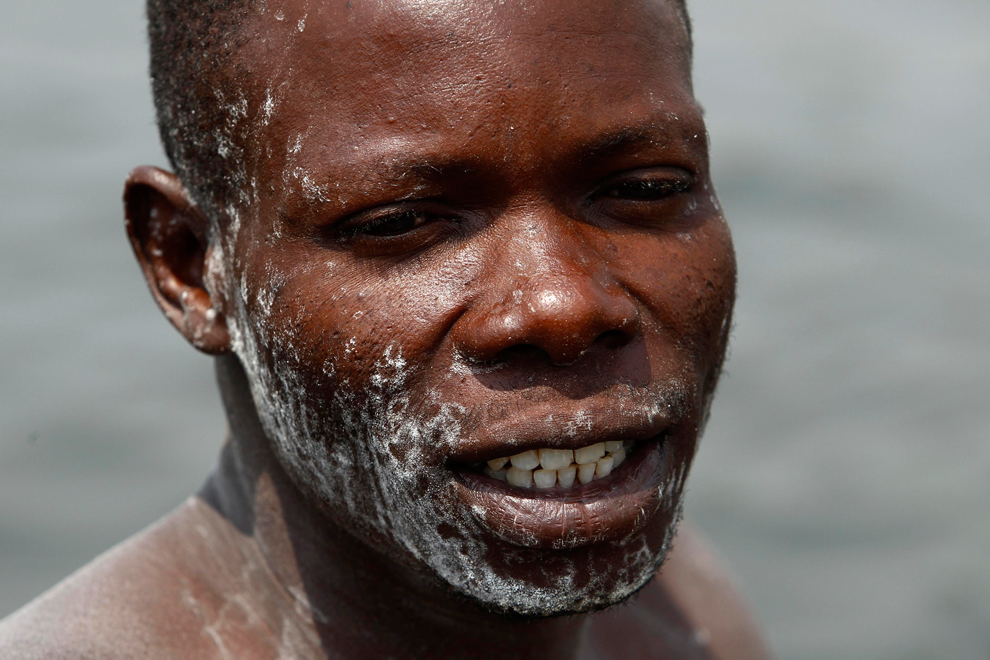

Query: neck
203,354,589,659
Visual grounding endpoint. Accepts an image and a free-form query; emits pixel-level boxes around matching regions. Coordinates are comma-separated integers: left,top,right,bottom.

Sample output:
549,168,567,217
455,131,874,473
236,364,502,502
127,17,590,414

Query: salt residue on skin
187,14,706,613
209,196,698,616
198,190,697,620
221,255,694,614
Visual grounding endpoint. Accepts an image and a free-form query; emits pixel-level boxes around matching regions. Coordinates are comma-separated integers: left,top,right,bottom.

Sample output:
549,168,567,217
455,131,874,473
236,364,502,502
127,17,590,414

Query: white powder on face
199,47,704,612
221,270,693,615
198,151,700,618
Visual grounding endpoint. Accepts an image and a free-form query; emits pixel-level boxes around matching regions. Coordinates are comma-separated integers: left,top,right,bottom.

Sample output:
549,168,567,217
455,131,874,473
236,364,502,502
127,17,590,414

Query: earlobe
124,166,231,355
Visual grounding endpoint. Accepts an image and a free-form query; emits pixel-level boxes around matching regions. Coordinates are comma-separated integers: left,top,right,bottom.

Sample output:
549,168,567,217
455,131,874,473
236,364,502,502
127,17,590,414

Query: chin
440,501,684,619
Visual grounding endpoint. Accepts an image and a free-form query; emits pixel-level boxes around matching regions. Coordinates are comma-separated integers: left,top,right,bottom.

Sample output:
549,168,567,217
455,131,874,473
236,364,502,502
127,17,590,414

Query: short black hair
147,0,692,226
147,0,254,225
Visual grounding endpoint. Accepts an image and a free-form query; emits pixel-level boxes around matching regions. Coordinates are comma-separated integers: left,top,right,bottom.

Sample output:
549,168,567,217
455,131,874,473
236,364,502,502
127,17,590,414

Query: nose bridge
512,231,606,318
454,210,640,365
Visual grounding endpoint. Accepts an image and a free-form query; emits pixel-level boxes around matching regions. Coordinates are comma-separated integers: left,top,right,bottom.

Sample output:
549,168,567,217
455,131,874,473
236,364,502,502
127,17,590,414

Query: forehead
234,0,695,203
248,0,690,78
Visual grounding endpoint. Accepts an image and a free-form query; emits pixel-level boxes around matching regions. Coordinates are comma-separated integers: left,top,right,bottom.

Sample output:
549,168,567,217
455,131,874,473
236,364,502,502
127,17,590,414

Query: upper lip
445,401,674,465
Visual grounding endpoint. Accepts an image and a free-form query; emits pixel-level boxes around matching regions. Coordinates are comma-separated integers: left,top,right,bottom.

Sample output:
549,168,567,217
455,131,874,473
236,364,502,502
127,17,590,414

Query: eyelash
339,209,434,239
597,175,692,202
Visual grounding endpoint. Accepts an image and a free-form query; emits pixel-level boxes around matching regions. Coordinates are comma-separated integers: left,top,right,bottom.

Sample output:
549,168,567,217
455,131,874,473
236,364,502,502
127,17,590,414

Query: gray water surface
2,1,988,658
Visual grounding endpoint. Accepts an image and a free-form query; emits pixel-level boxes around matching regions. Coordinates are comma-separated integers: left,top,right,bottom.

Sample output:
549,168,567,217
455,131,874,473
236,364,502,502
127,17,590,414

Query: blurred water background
1,1,988,657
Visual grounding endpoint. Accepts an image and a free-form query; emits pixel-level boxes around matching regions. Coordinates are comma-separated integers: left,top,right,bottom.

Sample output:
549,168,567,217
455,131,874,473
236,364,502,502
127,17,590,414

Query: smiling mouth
452,432,670,548
471,439,639,490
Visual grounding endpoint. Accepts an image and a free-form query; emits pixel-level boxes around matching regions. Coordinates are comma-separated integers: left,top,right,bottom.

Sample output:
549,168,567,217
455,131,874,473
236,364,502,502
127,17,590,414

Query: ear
124,166,231,354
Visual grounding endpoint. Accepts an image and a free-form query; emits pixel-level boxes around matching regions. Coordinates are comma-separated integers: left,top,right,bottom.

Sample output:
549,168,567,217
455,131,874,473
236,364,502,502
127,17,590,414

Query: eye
341,209,432,239
599,174,692,202
330,203,461,258
590,168,696,228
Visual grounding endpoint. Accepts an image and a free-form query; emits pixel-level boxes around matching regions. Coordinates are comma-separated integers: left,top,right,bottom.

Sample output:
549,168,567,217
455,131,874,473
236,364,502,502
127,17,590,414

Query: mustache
310,347,698,454
408,378,698,448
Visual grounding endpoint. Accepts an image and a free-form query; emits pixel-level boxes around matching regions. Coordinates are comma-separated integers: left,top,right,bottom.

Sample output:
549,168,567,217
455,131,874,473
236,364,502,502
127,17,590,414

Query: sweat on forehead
148,0,693,228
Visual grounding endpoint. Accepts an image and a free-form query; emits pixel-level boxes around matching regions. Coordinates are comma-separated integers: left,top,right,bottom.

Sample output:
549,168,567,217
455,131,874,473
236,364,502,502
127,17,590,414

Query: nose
452,240,641,366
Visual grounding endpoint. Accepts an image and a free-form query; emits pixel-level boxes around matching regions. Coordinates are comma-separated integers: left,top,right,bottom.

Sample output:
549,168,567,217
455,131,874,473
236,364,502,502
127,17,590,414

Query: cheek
257,251,482,379
234,262,473,468
624,220,736,368
685,221,736,368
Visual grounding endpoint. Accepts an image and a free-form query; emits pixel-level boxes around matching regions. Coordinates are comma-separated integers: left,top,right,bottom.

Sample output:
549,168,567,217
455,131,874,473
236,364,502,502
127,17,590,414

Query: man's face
210,0,734,616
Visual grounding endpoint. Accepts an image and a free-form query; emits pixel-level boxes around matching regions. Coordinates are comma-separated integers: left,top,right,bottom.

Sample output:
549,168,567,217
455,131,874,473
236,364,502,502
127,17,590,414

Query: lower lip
453,437,668,549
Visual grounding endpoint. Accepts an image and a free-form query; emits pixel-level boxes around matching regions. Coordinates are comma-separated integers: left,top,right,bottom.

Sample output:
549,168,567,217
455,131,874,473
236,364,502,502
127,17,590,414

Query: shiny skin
203,0,735,618
0,0,771,657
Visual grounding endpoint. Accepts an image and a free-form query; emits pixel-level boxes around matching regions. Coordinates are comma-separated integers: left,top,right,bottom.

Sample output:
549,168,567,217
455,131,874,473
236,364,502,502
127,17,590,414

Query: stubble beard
227,297,689,617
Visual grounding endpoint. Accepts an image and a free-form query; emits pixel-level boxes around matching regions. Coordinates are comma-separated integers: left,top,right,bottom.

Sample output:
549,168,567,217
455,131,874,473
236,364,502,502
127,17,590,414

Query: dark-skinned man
0,0,772,657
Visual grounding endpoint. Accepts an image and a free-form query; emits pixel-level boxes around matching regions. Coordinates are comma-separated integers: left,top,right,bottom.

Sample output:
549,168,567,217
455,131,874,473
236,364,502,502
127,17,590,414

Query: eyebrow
363,125,695,185
279,156,486,223
362,110,702,175
573,122,696,164
372,157,483,188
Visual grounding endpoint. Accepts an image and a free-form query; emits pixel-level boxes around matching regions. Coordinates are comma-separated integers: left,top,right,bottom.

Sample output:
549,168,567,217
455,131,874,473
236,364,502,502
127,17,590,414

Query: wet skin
0,0,772,658
184,0,735,618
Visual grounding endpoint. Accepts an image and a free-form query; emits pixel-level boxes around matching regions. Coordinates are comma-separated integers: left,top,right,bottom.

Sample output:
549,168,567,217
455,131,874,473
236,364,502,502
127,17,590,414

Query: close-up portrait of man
0,0,776,657
4,0,989,657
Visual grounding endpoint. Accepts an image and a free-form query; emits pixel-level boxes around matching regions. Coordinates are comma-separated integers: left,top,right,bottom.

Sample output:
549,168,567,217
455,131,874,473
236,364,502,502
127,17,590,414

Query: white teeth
483,465,507,482
538,448,574,470
574,442,605,465
577,462,597,485
484,440,636,489
610,447,626,468
557,466,577,488
510,450,540,471
487,457,509,471
506,466,533,489
533,469,557,489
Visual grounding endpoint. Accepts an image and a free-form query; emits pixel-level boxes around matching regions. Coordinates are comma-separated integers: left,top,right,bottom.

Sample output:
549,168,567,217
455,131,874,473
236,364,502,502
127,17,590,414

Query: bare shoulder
586,523,773,660
652,524,773,659
0,498,285,660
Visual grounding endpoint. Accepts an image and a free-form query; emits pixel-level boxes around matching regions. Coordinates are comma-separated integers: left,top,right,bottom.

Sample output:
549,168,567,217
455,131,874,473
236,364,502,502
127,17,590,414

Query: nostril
595,329,633,350
486,343,552,367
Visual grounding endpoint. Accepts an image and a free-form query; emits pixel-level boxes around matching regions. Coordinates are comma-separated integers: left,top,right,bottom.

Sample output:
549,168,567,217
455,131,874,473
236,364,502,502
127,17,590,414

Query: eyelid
328,200,468,258
334,201,443,238
337,208,428,239
592,167,694,198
